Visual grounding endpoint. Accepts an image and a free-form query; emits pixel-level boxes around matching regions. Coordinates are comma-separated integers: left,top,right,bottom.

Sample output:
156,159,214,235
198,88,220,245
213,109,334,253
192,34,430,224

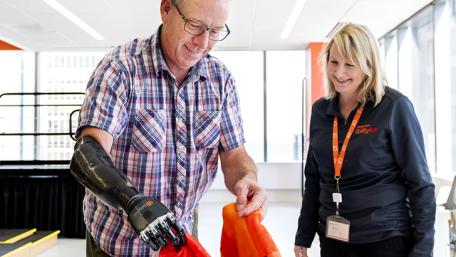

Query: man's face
160,0,230,76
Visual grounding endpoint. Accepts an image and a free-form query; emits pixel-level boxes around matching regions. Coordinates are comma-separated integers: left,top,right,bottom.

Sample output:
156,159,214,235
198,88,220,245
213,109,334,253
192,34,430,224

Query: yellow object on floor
0,229,37,244
0,229,60,257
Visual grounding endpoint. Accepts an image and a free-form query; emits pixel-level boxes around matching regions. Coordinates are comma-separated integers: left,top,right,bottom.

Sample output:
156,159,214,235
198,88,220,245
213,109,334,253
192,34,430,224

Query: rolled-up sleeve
77,58,130,139
389,96,435,257
219,75,245,151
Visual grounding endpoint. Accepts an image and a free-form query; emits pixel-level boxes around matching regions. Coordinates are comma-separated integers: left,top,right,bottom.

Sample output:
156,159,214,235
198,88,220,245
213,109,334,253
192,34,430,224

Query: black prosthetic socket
69,135,186,251
70,135,137,209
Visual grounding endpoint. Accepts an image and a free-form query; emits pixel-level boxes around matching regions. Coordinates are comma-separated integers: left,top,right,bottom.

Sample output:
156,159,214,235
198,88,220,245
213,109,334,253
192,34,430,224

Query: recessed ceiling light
43,0,104,40
280,0,308,40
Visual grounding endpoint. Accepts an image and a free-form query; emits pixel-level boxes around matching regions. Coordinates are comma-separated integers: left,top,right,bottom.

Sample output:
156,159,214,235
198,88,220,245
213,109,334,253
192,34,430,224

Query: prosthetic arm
69,136,185,251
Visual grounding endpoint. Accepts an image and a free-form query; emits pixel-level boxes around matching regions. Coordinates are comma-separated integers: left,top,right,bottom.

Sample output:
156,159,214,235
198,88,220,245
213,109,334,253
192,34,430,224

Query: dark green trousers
86,231,109,257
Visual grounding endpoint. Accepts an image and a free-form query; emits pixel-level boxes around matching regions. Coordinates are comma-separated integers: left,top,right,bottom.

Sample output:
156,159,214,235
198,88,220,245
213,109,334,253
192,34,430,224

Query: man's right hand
294,246,308,257
70,134,186,252
127,195,186,251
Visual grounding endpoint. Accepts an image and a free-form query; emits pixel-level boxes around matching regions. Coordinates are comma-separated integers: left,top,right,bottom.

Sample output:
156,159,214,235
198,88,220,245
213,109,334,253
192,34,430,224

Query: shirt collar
326,94,341,117
325,93,374,117
188,56,208,82
150,25,208,82
150,25,169,76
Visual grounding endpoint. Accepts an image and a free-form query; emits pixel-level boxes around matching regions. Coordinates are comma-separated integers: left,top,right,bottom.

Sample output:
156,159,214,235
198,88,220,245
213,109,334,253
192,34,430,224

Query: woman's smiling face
327,44,365,99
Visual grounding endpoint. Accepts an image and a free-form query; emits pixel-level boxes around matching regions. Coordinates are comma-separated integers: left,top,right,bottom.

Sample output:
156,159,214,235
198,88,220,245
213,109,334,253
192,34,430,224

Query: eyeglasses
173,1,230,41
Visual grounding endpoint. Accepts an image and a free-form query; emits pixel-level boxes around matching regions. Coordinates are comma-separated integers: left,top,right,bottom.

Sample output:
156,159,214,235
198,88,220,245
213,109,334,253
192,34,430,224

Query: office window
407,7,435,174
435,0,456,175
397,26,413,97
1,50,307,163
37,52,106,161
395,8,436,173
382,6,436,174
266,51,306,162
0,52,35,160
383,34,399,90
451,0,456,174
211,51,264,161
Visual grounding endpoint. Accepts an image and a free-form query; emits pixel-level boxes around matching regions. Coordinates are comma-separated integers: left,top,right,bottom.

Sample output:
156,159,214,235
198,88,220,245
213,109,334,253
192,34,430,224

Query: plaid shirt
77,27,245,256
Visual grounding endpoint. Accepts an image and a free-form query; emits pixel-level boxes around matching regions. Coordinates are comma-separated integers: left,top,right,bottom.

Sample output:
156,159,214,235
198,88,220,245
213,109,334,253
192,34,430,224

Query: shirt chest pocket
193,111,221,149
132,109,166,152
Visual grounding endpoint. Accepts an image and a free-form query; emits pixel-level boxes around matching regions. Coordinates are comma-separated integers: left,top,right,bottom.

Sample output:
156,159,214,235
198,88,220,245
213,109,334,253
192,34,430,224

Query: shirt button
176,144,186,155
176,118,184,127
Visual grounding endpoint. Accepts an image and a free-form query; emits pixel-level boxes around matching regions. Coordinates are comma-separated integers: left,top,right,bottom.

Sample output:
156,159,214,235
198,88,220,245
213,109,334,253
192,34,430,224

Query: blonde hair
320,23,386,106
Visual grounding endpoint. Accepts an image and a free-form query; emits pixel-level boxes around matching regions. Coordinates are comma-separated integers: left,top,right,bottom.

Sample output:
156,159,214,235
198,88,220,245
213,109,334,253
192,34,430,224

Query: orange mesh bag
159,233,211,257
220,203,281,257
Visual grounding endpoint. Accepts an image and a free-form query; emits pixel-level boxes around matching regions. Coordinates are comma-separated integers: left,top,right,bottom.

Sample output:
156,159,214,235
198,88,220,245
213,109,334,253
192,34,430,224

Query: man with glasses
70,0,268,256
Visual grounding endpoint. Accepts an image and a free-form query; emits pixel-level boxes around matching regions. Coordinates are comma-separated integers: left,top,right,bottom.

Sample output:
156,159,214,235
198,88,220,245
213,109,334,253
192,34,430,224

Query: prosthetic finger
156,227,168,248
158,220,180,246
167,216,186,245
148,229,167,248
143,232,160,251
143,225,167,248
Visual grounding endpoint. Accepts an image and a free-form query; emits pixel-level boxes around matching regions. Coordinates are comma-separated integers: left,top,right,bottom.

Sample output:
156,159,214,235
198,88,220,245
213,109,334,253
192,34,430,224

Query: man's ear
160,0,172,21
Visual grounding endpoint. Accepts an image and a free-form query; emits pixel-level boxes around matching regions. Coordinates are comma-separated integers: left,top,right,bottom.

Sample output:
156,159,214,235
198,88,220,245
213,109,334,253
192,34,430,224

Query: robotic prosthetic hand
69,136,185,251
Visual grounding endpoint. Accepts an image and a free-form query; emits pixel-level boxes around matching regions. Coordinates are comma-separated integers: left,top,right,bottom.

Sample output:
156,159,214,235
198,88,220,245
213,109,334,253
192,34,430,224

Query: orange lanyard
332,105,364,178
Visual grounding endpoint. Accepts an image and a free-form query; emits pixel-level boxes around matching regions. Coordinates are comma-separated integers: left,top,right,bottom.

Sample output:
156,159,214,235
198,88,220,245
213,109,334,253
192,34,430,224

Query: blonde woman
294,23,435,257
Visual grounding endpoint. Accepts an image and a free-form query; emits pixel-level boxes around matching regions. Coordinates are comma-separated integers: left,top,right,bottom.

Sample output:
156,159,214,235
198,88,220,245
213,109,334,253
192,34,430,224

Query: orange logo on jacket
355,124,378,135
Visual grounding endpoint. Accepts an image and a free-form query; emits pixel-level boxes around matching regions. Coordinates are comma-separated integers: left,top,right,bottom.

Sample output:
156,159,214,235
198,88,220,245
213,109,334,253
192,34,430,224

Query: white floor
38,203,450,257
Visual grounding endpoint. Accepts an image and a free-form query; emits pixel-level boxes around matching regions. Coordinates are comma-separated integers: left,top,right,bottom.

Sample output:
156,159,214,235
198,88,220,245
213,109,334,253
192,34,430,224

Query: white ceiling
0,0,433,51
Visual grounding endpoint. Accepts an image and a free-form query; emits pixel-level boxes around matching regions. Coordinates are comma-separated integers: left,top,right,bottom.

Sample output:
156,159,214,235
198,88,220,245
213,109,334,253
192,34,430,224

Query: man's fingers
234,177,268,217
252,198,268,221
240,192,266,216
260,200,268,219
235,180,249,206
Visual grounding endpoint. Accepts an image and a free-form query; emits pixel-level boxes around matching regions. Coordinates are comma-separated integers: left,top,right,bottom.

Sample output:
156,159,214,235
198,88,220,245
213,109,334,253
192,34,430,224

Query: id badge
326,215,350,242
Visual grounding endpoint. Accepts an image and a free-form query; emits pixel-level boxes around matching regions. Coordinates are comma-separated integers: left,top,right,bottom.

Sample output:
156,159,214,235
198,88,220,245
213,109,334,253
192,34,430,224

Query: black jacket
295,87,435,257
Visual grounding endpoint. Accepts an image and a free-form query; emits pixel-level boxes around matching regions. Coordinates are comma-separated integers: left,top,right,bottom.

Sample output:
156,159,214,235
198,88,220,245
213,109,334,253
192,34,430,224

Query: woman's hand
294,245,308,257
